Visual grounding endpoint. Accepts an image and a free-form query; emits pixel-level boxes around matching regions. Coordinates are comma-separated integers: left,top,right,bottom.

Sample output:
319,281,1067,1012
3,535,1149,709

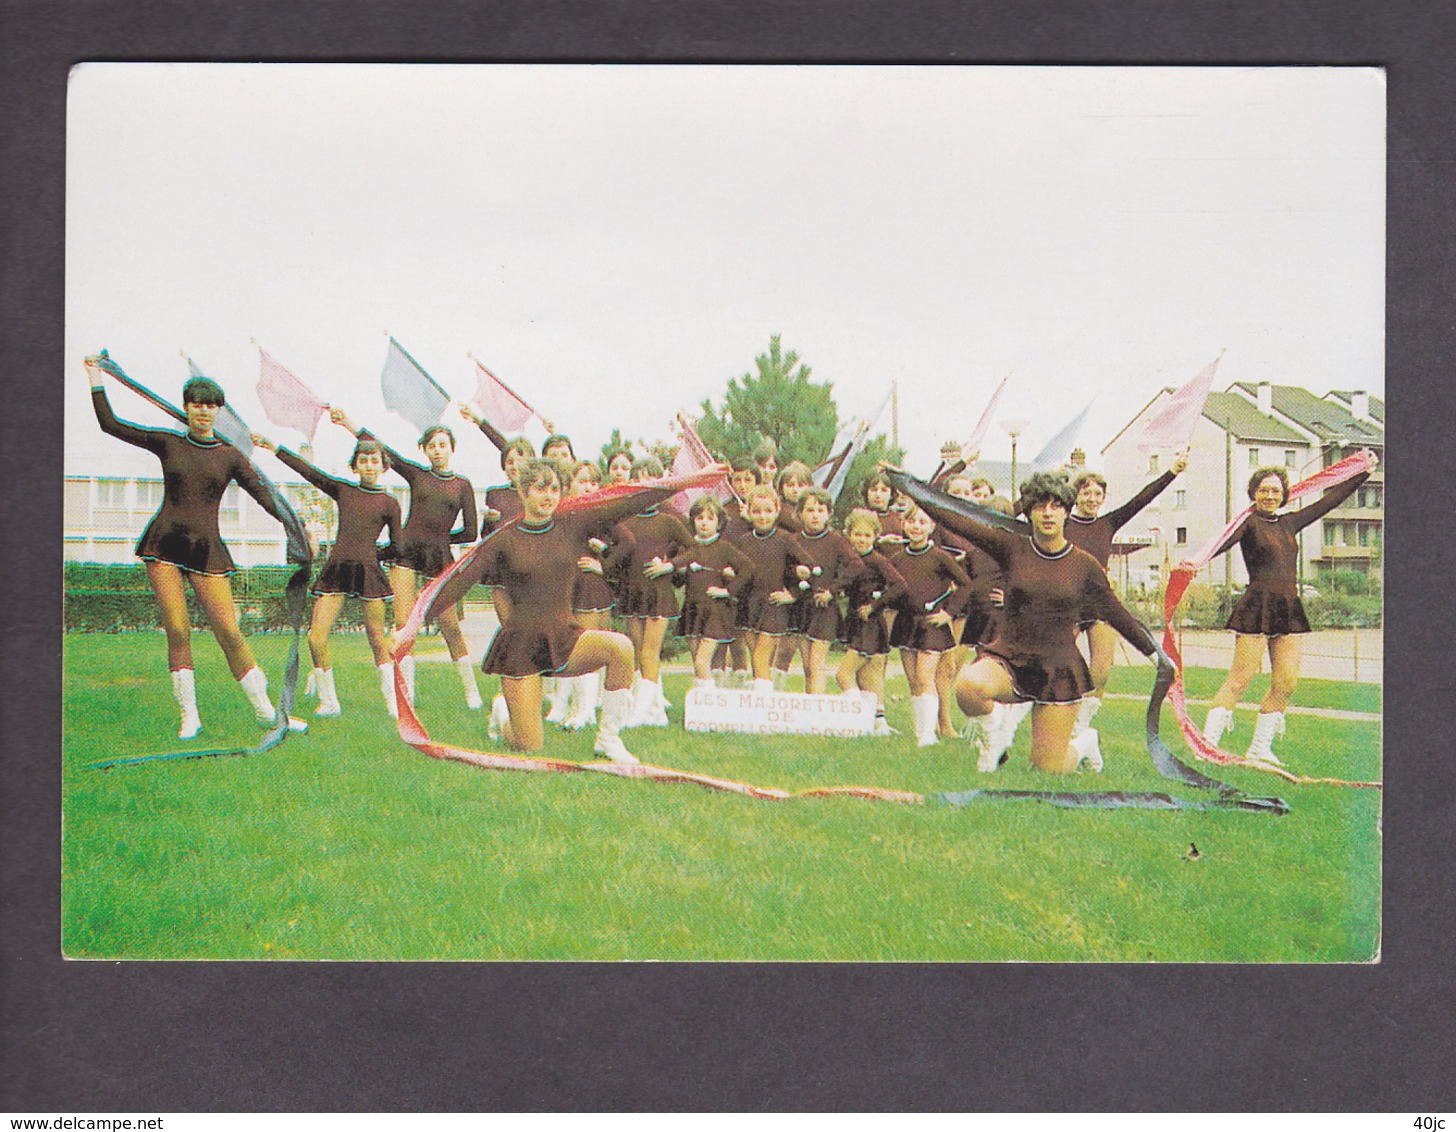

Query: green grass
63,632,1381,962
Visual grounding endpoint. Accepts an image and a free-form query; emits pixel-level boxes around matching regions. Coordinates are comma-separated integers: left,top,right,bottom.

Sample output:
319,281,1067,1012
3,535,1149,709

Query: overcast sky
66,64,1384,481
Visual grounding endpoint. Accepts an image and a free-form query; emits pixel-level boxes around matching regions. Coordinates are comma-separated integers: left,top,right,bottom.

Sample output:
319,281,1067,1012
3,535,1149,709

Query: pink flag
470,359,535,434
963,375,1008,456
1138,355,1220,452
667,416,730,514
256,347,327,441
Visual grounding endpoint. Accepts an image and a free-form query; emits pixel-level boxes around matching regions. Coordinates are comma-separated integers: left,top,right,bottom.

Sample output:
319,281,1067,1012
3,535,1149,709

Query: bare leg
750,632,776,680
956,655,1015,718
860,654,888,699
836,649,864,694
189,570,257,679
145,561,194,671
390,565,418,632
306,593,348,671
639,616,669,683
1262,634,1302,713
692,638,716,681
1086,621,1118,696
1029,702,1080,773
500,674,544,751
625,617,646,673
805,638,831,693
435,601,469,661
935,643,966,736
1212,633,1266,710
360,598,394,666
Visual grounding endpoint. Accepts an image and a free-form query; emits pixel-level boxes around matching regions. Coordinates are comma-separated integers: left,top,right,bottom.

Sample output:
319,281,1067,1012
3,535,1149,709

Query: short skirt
482,620,584,678
311,558,393,600
1226,589,1310,636
572,570,617,614
960,604,996,648
743,593,796,637
802,601,842,643
394,540,456,578
840,610,893,656
889,611,956,654
618,576,680,620
978,644,1093,704
676,596,739,642
136,520,235,576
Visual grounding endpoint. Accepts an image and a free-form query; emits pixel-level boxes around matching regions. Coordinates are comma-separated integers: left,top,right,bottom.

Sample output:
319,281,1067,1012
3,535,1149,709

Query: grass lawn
62,632,1381,962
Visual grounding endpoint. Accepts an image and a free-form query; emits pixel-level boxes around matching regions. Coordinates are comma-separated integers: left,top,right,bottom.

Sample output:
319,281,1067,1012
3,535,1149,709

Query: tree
696,335,839,467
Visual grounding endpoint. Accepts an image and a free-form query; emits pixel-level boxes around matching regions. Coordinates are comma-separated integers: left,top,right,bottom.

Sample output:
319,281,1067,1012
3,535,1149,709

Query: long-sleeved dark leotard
361,431,476,578
276,448,401,599
615,506,694,619
839,548,907,656
792,528,866,642
878,543,972,653
731,526,812,637
92,387,287,576
479,483,525,539
936,525,1004,646
1065,470,1177,570
1215,472,1369,636
672,535,755,642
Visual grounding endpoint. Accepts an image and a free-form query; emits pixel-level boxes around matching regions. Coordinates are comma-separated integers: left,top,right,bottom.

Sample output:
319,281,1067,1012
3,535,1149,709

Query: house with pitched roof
1100,381,1383,594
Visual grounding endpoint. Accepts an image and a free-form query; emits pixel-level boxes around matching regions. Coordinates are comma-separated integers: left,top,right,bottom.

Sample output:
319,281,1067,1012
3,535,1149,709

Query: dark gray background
4,0,1451,1112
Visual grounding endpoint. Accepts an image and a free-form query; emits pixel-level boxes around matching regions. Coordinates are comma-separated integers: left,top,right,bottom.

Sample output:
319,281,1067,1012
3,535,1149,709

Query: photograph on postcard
63,64,1383,961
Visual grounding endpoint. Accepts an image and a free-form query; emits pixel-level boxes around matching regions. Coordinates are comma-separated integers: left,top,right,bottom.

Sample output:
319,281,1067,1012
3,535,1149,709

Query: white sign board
683,686,874,738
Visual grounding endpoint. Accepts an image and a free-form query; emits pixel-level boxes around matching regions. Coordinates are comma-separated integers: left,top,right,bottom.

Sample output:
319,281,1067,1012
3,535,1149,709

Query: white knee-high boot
564,670,600,730
455,656,483,709
593,686,640,764
313,668,342,717
172,668,201,739
977,704,1009,772
1203,705,1234,746
913,692,939,748
1072,695,1101,738
1246,711,1286,766
238,666,276,725
378,662,398,719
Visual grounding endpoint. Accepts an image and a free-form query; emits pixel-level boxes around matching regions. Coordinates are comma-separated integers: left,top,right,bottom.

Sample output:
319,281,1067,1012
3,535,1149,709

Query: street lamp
1000,418,1029,499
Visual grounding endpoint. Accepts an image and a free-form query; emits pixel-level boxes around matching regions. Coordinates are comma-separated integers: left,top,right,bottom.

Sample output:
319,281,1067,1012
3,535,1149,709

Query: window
1147,563,1160,580
1284,450,1297,467
1175,527,1187,545
135,480,164,510
1147,454,1159,474
1174,490,1186,509
1248,448,1260,468
95,478,128,508
1359,523,1373,547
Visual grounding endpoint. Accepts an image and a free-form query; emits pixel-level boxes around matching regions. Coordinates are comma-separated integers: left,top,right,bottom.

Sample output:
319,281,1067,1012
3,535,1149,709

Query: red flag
1138,355,1220,452
256,346,328,441
470,358,535,433
667,416,731,514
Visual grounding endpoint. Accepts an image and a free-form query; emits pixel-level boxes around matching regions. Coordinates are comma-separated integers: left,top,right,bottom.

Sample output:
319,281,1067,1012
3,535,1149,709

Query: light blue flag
186,357,254,454
1030,399,1094,472
381,337,450,433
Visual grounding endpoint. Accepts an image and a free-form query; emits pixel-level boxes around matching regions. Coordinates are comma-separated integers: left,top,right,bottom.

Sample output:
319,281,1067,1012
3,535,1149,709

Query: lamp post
1000,417,1029,499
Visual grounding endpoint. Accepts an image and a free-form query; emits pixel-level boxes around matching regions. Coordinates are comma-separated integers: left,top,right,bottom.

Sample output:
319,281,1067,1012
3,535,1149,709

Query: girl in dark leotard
770,462,814,686
672,496,755,688
791,487,864,694
328,410,481,711
733,485,811,689
931,473,998,738
86,359,293,739
836,508,908,735
860,470,906,549
1063,449,1188,749
252,432,402,719
1201,461,1373,766
890,468,1159,775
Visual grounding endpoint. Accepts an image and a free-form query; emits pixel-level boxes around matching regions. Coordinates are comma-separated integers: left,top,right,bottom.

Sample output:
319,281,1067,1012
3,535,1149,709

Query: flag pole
468,352,546,422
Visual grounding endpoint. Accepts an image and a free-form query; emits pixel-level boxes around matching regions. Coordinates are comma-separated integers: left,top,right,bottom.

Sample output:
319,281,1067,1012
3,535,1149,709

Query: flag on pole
185,357,254,454
963,375,1008,457
1138,354,1221,452
256,346,328,441
667,415,731,513
1030,399,1094,472
470,357,536,434
381,337,450,434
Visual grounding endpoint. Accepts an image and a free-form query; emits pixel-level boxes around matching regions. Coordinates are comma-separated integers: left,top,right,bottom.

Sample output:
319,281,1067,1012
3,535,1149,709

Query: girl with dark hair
876,503,971,748
1201,460,1373,765
478,437,537,538
791,487,864,693
327,410,480,711
251,431,403,717
86,360,297,738
1063,449,1188,752
733,485,811,690
931,473,999,738
860,470,905,547
836,508,908,735
469,458,723,762
769,462,815,686
886,468,1159,774
604,448,634,486
672,496,755,687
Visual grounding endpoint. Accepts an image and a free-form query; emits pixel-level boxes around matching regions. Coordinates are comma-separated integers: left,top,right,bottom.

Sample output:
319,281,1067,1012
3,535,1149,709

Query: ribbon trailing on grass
392,468,1287,815
84,351,314,770
1162,448,1381,789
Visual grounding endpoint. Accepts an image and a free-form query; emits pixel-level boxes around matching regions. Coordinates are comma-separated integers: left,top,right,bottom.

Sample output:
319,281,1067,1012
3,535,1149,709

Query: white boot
974,707,1004,772
1072,727,1104,772
239,666,277,725
1246,711,1286,766
869,690,898,736
378,662,398,719
646,679,670,726
1072,695,1101,738
964,712,993,768
487,693,510,741
913,692,939,748
172,668,201,739
314,668,342,717
564,670,600,730
545,676,571,724
1203,705,1233,746
455,656,483,710
398,654,416,707
593,686,640,764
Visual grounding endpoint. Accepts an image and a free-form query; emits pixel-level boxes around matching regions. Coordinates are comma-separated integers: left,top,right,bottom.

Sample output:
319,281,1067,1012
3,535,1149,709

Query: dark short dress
615,507,693,620
732,526,810,637
881,543,972,654
793,527,865,643
365,432,476,578
91,388,287,575
673,535,755,643
572,518,631,614
1218,473,1369,636
276,449,401,600
840,548,907,656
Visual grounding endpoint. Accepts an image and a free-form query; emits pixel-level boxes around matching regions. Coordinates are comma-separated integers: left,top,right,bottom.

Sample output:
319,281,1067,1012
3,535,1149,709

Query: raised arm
269,443,346,500
89,384,167,455
883,466,1025,565
1286,471,1371,534
459,404,509,452
1104,466,1180,532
